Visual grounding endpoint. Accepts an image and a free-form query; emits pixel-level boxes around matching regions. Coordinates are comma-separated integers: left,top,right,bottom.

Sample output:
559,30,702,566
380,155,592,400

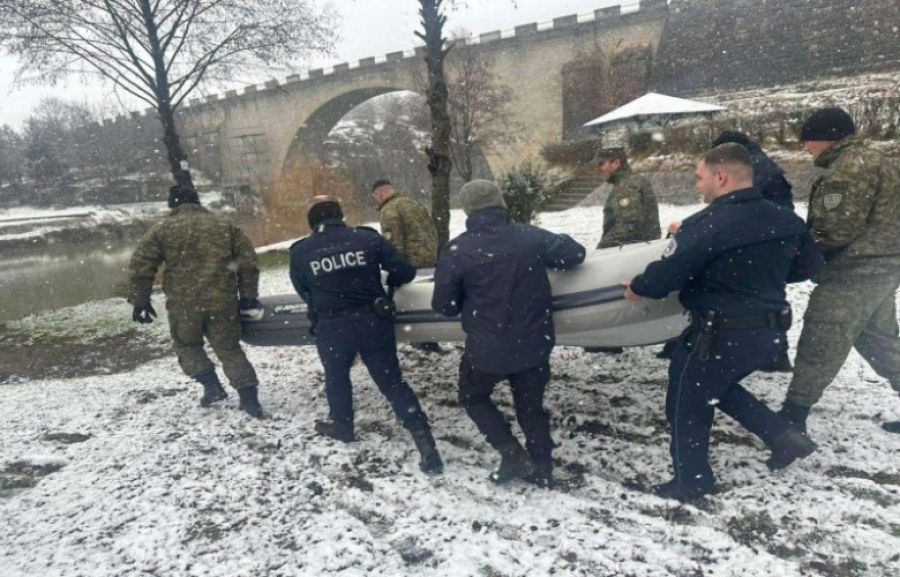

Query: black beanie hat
712,130,751,148
800,107,856,142
307,200,343,229
168,184,200,209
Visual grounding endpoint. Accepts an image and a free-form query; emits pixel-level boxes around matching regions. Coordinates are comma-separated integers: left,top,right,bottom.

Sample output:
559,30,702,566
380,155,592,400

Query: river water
0,241,135,323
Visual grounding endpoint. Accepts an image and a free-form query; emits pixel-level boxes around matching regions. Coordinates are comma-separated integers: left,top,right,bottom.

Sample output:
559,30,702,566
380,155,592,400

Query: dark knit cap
168,184,200,209
308,200,344,229
712,131,751,148
800,107,856,142
371,179,392,192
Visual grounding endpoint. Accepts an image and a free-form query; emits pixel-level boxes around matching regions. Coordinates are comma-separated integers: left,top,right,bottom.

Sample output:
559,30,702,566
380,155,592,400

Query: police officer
712,131,794,210
129,184,264,417
432,180,586,486
779,108,900,435
624,144,823,501
595,148,661,249
289,197,443,474
372,179,439,269
712,131,796,372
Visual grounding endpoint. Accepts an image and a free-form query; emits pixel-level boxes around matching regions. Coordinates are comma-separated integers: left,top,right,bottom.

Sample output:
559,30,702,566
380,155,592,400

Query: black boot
524,461,554,489
766,429,817,471
237,386,264,418
489,441,535,484
314,420,354,443
777,401,811,434
881,421,900,434
760,350,794,373
653,478,718,502
411,342,443,353
410,428,444,474
196,371,228,407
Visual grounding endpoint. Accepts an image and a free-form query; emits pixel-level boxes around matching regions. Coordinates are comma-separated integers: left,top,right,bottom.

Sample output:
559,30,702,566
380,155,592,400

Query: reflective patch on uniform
618,197,632,208
663,239,678,258
384,231,392,240
823,193,843,211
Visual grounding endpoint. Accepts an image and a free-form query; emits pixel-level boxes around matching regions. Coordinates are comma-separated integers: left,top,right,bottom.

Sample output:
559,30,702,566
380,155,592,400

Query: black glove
239,297,263,311
132,302,157,324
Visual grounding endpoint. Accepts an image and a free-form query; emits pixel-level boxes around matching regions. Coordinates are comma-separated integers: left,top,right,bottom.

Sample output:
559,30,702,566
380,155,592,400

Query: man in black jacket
432,180,586,486
625,144,822,501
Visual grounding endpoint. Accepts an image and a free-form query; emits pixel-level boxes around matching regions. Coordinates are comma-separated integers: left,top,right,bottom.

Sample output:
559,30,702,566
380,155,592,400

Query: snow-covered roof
583,92,726,128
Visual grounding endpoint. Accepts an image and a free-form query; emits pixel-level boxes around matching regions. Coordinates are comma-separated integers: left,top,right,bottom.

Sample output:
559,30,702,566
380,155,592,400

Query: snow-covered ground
0,192,228,242
1,204,898,577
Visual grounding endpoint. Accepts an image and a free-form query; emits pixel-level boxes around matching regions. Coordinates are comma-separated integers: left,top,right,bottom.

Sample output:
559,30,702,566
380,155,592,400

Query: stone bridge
169,0,669,194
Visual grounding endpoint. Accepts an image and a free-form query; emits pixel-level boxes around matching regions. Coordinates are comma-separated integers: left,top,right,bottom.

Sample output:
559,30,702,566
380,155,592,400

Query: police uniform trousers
315,313,429,431
667,325,793,489
788,269,900,408
168,306,258,389
457,356,554,466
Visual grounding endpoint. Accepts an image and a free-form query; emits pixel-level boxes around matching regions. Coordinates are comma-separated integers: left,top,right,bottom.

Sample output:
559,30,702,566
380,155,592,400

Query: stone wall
653,0,900,94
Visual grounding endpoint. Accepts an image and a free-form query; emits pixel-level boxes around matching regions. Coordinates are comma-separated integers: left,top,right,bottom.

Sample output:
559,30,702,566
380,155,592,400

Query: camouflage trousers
787,270,900,407
168,307,258,389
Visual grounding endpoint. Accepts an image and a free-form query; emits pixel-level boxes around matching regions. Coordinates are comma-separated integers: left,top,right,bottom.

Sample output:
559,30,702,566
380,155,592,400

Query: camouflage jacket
808,137,900,270
378,194,439,268
128,204,259,311
598,169,661,248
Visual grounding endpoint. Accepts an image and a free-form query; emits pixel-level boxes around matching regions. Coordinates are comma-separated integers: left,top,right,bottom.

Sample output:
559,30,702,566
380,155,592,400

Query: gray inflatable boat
240,239,687,348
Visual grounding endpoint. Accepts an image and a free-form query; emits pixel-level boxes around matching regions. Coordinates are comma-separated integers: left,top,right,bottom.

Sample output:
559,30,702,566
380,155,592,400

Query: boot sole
199,394,228,408
489,462,537,484
766,441,817,471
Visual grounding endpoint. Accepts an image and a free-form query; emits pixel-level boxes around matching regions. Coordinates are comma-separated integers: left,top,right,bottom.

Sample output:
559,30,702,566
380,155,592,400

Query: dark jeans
315,313,429,431
667,326,792,488
457,355,554,465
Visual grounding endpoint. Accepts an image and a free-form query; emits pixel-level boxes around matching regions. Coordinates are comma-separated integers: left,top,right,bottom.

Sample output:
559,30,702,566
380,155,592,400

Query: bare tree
0,0,335,189
416,0,453,247
445,38,516,183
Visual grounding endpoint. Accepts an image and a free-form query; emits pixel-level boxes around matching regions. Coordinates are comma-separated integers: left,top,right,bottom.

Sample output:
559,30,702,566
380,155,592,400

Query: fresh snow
1,203,898,577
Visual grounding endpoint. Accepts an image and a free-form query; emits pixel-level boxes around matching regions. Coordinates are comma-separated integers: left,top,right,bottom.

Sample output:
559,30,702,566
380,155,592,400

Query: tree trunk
419,0,453,247
139,0,194,190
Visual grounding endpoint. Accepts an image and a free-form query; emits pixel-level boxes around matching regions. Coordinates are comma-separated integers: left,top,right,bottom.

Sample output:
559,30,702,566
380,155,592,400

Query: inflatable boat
240,239,688,348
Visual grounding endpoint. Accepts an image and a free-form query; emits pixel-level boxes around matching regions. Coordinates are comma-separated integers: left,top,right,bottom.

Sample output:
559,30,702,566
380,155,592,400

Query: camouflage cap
592,147,627,164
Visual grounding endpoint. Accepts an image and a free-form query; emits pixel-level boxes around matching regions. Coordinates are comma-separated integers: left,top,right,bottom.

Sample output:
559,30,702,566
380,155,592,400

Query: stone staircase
543,174,604,211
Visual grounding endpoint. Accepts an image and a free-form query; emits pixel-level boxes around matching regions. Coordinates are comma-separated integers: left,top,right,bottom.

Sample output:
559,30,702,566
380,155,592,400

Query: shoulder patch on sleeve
662,238,678,258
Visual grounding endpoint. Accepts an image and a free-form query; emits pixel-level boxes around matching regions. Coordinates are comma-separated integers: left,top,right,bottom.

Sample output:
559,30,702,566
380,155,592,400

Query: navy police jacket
747,141,794,210
631,188,823,316
432,207,586,375
289,219,416,315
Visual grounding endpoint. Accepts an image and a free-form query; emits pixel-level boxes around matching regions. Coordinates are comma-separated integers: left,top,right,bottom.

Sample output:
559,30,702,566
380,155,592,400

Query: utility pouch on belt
696,311,717,362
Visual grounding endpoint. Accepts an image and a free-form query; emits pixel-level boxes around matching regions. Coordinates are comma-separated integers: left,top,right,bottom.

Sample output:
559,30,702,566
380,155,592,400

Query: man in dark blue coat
290,197,443,474
432,180,586,486
624,144,823,501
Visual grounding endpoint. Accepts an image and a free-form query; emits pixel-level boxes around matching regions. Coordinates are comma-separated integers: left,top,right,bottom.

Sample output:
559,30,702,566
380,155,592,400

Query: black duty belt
317,304,374,320
690,308,792,332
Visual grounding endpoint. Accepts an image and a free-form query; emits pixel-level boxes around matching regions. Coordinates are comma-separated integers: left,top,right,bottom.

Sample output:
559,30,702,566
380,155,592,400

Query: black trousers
315,313,429,432
667,326,792,489
457,356,554,465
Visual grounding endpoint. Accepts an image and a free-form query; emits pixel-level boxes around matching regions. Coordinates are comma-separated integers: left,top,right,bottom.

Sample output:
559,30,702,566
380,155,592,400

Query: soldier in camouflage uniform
595,148,661,249
372,179,439,269
129,185,264,417
779,108,900,435
588,149,661,354
373,179,442,352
